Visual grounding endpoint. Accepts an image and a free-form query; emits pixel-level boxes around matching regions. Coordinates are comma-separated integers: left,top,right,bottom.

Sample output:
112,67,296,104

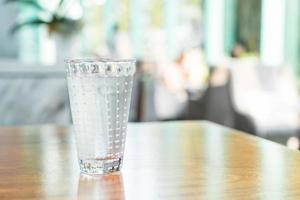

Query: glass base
79,157,123,175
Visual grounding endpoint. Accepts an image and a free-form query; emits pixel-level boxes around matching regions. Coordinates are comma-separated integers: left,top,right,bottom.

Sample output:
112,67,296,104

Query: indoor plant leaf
11,18,49,34
58,0,64,8
4,0,47,12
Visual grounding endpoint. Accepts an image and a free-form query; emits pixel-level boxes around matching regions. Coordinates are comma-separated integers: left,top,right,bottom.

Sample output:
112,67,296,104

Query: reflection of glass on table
78,173,124,200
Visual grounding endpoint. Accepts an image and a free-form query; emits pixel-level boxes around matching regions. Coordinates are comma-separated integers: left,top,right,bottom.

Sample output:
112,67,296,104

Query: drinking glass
65,58,135,175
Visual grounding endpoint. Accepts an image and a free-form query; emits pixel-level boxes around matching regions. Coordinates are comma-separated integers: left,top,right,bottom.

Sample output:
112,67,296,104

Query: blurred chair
229,58,300,136
201,67,235,127
0,60,70,125
129,60,145,122
191,66,255,134
130,60,156,122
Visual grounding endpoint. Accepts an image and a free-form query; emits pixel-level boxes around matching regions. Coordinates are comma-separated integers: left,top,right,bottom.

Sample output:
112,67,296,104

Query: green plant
5,0,83,35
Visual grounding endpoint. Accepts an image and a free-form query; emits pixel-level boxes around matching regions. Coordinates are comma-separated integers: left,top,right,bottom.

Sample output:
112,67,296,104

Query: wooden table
1,121,300,199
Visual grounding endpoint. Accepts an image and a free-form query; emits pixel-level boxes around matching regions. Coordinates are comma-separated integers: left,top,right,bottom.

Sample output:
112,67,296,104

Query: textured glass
65,58,135,175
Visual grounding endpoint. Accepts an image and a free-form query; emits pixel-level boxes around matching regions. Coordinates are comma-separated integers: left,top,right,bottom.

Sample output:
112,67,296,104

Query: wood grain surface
0,121,300,199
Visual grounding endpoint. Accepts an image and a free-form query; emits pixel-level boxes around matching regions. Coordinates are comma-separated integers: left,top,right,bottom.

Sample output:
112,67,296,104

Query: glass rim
65,57,136,64
65,57,136,77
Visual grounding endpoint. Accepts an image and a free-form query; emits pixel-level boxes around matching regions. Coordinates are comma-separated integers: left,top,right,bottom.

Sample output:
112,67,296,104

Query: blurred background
1,0,300,149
